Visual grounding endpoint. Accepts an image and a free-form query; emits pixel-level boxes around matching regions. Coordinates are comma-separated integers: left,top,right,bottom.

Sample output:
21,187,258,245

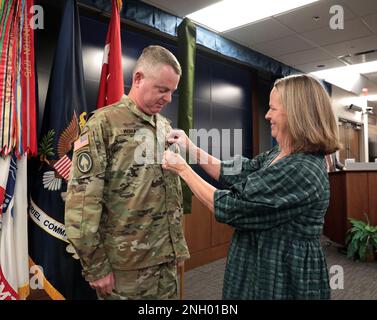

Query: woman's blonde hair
274,74,340,155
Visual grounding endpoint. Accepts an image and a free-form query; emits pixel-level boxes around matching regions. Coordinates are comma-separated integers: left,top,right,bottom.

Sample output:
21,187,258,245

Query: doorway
338,119,361,162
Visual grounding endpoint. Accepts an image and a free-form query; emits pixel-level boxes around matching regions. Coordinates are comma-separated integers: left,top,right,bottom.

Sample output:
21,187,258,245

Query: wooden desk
324,170,377,245
184,196,233,271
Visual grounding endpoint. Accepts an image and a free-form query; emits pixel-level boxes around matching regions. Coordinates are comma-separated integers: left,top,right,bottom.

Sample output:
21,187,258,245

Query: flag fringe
28,257,65,300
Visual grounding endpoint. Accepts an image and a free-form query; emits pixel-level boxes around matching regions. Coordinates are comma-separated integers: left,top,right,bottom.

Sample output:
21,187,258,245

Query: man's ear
133,71,144,87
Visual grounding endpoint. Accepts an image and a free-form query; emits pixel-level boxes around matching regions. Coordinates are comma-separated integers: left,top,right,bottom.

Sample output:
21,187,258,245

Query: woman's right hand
166,129,195,153
162,150,189,175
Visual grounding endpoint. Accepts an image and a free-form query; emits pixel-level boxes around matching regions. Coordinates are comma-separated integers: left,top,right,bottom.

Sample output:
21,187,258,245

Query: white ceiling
142,0,377,97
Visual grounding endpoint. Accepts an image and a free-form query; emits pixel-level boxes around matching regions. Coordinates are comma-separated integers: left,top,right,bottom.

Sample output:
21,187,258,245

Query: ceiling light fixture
311,60,377,92
186,0,319,32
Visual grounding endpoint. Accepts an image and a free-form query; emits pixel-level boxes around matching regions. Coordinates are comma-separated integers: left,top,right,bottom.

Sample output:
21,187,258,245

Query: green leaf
346,214,377,261
345,233,352,244
350,220,367,229
372,237,377,249
359,243,367,261
365,225,374,232
353,232,363,242
347,238,359,259
38,129,56,158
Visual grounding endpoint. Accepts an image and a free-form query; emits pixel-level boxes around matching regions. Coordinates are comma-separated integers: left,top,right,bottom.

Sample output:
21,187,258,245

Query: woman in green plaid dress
163,74,340,299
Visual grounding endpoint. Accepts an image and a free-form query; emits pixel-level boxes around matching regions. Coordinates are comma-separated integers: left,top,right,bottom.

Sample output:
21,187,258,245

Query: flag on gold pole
96,0,124,108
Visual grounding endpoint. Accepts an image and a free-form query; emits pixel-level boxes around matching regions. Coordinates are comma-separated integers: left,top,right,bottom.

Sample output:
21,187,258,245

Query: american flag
0,154,29,300
53,155,72,181
73,134,88,151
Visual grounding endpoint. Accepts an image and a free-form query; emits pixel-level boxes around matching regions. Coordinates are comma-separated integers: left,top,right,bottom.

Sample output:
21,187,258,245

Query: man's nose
164,92,172,103
265,110,270,120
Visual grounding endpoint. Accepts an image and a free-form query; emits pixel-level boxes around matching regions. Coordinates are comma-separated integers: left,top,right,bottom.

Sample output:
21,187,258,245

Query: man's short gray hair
133,45,182,77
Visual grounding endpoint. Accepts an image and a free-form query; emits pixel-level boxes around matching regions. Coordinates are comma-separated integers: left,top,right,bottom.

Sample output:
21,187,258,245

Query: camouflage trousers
98,261,178,300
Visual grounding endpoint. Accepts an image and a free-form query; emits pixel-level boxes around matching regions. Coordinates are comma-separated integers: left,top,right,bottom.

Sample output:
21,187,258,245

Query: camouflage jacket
65,95,190,282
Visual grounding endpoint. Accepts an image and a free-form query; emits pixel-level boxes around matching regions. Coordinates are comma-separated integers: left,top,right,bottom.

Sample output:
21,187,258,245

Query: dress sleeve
214,159,326,231
218,148,274,188
65,115,112,282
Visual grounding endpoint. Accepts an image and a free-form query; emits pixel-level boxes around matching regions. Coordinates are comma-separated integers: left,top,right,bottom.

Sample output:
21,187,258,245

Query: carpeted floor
182,236,377,300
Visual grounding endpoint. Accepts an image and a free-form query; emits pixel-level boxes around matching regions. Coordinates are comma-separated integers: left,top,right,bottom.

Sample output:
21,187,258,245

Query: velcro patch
74,134,89,151
77,152,93,174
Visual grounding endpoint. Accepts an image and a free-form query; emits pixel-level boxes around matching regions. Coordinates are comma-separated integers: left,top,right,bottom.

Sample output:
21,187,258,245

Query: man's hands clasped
89,272,115,296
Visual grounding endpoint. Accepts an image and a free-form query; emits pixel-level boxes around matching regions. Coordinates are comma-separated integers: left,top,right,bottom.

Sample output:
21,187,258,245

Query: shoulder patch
77,152,93,173
74,134,89,151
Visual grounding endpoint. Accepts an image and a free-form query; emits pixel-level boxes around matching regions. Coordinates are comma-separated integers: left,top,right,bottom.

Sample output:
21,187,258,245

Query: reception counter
324,170,377,245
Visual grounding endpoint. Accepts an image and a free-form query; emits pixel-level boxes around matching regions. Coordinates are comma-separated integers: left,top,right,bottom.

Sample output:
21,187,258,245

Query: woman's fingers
162,151,187,174
166,129,188,150
163,150,177,166
166,129,184,140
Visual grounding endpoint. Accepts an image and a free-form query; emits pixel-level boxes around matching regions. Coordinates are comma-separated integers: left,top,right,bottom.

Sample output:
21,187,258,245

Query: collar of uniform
123,95,156,127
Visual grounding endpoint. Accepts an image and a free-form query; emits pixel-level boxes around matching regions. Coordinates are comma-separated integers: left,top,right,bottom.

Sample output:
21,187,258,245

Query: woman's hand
162,150,189,175
166,129,195,154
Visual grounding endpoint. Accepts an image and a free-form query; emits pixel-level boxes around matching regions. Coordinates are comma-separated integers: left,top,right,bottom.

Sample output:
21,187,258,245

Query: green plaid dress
214,145,331,300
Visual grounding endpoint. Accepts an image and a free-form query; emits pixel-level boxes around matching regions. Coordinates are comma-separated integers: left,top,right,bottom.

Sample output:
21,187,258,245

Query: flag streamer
0,0,36,156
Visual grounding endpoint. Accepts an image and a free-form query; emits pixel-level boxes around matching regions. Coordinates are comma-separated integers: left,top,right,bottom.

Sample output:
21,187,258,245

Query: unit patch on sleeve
77,152,93,173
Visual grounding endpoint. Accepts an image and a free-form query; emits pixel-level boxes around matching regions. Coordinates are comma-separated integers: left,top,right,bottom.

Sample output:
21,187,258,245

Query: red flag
96,0,124,109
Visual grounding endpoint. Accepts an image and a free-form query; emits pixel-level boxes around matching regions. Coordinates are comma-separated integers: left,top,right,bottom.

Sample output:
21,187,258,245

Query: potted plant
346,213,377,262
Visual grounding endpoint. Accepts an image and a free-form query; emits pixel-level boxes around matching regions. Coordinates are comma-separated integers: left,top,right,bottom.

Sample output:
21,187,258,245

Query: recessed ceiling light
186,0,320,32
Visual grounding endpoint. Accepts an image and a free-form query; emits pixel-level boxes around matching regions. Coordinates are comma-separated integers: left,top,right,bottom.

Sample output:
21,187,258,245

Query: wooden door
338,121,361,162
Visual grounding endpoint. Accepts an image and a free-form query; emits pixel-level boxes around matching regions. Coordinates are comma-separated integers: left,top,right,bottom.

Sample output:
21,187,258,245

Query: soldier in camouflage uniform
65,45,190,300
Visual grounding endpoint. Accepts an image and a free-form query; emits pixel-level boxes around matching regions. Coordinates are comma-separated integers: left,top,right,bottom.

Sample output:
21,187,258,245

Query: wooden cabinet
324,171,377,245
